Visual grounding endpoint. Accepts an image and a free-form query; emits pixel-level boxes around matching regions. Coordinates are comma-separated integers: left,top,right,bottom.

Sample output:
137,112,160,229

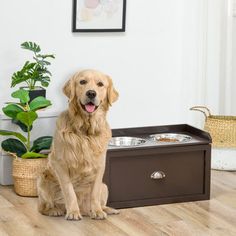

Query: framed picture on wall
72,0,126,32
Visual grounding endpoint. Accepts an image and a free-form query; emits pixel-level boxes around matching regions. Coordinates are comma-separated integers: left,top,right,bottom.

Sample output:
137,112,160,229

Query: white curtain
202,0,235,116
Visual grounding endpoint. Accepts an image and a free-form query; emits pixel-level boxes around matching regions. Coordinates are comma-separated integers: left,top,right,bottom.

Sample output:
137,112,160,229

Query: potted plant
11,41,55,101
0,89,53,196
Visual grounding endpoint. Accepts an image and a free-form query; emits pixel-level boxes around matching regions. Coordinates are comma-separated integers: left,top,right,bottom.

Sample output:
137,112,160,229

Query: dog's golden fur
37,69,119,220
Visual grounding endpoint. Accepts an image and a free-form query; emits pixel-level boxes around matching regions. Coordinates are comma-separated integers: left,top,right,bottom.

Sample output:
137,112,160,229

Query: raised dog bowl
109,137,147,147
150,133,192,143
104,124,212,209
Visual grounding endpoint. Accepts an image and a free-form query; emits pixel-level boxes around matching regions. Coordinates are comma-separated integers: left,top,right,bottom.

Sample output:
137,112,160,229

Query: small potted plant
0,89,53,196
11,41,55,101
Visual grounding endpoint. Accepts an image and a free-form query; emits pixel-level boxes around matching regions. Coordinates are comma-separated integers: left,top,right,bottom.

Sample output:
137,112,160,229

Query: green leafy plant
0,89,53,158
11,42,55,90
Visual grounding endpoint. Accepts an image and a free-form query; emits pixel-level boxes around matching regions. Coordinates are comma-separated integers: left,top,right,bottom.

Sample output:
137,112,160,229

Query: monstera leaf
11,61,37,88
1,138,27,157
21,41,41,53
37,54,55,59
30,136,53,153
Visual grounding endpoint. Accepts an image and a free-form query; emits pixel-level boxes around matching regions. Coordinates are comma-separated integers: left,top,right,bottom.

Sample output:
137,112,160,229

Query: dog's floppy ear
63,73,80,115
107,76,119,106
63,74,77,101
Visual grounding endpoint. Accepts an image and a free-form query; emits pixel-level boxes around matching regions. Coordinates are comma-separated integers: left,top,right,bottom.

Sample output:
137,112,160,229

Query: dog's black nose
86,90,97,99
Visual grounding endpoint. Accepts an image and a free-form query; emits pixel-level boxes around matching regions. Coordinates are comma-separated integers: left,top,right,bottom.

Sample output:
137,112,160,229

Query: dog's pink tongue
85,104,96,113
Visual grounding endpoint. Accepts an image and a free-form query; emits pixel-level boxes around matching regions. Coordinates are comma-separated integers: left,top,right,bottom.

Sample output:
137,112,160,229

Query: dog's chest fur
48,111,111,187
68,134,109,184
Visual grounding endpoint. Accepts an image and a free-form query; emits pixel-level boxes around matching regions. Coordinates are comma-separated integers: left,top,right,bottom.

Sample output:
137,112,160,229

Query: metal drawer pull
151,171,166,179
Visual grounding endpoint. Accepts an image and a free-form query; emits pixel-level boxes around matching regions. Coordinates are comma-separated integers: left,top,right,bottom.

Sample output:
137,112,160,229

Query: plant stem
27,126,30,151
33,80,36,88
29,79,34,90
26,80,30,87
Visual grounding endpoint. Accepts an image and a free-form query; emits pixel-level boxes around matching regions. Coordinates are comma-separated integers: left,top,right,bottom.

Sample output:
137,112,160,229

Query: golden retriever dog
37,69,119,220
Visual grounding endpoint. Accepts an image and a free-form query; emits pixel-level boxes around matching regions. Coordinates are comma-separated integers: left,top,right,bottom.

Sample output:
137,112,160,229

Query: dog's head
63,69,119,115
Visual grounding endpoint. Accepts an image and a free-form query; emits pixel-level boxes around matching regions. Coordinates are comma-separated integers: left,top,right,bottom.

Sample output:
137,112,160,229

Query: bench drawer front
109,150,205,202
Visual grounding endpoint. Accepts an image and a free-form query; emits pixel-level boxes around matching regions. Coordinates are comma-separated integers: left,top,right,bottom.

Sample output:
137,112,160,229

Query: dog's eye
97,82,104,87
80,80,87,85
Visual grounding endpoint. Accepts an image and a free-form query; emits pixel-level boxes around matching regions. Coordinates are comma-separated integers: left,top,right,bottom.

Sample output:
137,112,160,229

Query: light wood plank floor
0,170,236,236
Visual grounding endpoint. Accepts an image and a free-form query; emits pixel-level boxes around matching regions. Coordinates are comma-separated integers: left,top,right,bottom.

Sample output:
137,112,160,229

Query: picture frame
72,0,126,32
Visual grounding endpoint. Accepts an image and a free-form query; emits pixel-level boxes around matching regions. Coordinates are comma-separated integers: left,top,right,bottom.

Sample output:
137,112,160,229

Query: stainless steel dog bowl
109,137,147,147
150,133,192,143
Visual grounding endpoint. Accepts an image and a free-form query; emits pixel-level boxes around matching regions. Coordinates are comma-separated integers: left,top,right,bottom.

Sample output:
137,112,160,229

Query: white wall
232,0,236,115
206,0,236,117
0,0,232,130
233,19,236,114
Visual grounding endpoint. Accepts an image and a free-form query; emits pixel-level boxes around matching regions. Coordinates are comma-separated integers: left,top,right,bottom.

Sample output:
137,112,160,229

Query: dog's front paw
65,210,82,221
47,207,65,217
90,209,107,220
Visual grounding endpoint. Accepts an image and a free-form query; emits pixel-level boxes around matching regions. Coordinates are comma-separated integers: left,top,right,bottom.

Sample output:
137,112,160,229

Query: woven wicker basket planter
12,158,48,197
190,106,236,148
190,106,236,171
